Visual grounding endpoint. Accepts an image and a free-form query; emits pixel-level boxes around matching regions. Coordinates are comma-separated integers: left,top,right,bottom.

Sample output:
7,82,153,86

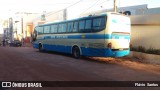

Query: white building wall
13,13,41,40
130,14,160,49
131,25,160,49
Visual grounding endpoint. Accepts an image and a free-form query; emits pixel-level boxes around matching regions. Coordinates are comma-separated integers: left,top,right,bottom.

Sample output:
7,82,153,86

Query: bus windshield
109,14,130,34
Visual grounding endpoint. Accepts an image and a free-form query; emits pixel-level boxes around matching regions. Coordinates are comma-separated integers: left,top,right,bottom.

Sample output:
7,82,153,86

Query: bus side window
79,20,85,32
73,21,78,32
58,24,63,33
62,23,67,33
85,19,92,32
67,22,73,32
51,25,58,33
93,17,106,31
44,26,50,34
58,23,67,33
38,27,44,34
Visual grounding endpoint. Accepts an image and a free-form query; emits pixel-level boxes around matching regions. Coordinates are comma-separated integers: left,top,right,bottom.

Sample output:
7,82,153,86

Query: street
0,47,160,90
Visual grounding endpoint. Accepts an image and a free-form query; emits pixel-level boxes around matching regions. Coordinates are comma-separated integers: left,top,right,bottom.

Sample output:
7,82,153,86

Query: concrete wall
131,25,160,49
131,14,160,24
130,14,160,49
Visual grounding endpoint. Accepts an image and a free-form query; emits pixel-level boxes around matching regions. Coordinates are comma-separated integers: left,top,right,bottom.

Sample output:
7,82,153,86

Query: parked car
10,40,22,47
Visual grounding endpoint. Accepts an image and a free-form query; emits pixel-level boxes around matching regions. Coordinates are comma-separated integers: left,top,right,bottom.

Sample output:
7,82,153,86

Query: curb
127,51,160,64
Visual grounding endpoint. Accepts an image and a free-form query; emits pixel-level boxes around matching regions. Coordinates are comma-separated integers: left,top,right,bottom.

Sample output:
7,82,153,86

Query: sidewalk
127,51,160,64
23,43,32,47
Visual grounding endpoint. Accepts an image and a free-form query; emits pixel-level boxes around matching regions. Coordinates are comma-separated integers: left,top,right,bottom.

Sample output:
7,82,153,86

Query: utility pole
114,0,117,12
21,17,23,39
63,9,67,20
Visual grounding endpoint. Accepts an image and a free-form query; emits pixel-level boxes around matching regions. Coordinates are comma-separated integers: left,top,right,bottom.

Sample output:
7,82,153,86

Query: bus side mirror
123,11,131,16
31,31,37,42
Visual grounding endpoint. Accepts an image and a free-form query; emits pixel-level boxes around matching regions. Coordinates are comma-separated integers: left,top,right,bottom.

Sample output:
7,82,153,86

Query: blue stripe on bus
81,47,130,57
44,36,51,39
41,34,130,40
68,34,108,39
33,43,130,57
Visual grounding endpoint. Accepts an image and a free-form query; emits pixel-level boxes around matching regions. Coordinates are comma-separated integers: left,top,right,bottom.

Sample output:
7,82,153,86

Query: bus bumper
105,49,130,57
81,47,130,57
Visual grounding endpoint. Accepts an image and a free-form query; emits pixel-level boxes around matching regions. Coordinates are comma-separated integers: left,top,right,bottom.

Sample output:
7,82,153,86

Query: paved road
0,47,160,90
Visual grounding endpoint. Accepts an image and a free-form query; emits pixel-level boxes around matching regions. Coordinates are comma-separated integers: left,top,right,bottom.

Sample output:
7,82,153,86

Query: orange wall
26,23,33,37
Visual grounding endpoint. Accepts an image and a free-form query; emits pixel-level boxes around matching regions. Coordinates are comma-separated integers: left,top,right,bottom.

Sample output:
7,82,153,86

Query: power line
46,0,83,16
96,0,110,6
80,0,100,16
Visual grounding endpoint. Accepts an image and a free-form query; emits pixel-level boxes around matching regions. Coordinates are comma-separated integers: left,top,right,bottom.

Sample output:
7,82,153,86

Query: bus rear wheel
72,46,80,59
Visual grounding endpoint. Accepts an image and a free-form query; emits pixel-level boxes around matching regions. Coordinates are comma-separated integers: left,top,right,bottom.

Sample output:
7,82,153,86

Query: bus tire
72,46,80,59
39,44,43,52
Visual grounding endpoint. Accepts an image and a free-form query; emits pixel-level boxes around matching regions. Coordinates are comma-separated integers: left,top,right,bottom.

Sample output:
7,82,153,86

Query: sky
0,0,159,34
0,0,159,19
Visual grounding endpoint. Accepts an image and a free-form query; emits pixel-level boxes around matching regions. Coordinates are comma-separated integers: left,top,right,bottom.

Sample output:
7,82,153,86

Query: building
80,4,148,17
11,12,41,46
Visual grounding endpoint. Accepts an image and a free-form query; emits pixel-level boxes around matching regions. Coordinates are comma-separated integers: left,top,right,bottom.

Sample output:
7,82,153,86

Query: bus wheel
72,46,80,59
39,44,43,52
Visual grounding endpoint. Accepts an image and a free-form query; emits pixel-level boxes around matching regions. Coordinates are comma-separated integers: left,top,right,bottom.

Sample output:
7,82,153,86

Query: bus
32,12,131,58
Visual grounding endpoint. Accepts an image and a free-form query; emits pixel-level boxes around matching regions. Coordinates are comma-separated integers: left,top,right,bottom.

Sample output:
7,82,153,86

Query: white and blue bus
32,12,131,58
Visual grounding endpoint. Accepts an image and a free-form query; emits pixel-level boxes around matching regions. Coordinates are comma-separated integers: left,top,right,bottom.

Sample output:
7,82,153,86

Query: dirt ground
0,47,160,90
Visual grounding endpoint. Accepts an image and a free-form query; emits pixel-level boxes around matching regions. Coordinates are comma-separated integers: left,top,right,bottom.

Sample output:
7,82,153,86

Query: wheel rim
39,45,42,51
73,47,80,58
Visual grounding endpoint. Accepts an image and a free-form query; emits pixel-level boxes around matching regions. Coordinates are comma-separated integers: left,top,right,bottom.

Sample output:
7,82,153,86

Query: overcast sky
0,0,159,34
0,0,159,19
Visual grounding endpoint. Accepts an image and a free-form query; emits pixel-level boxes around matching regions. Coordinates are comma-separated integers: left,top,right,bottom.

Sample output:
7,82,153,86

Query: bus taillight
107,43,112,48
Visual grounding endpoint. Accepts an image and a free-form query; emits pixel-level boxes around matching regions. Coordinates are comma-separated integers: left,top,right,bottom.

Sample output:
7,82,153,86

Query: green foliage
130,46,160,55
130,45,137,51
137,46,146,52
146,48,160,55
